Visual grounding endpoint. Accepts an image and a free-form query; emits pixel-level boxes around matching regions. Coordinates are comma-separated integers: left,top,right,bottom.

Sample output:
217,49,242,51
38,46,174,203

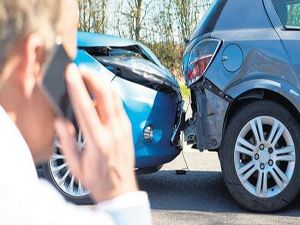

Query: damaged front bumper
77,32,185,169
184,80,232,150
97,56,185,150
171,101,186,150
80,46,185,153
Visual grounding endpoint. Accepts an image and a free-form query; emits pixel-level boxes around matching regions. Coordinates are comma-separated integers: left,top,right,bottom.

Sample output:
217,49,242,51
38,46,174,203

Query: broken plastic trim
184,80,232,150
171,101,186,150
98,56,181,98
79,45,158,66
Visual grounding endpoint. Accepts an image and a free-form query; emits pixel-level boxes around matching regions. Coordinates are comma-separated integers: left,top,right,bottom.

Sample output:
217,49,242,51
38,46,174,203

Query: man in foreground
0,0,152,224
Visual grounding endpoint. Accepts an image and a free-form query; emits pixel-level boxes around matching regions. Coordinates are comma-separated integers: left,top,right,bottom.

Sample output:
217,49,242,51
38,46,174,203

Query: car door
265,0,300,76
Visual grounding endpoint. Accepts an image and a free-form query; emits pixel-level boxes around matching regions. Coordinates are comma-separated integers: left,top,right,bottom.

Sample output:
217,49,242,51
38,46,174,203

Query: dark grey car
183,0,300,212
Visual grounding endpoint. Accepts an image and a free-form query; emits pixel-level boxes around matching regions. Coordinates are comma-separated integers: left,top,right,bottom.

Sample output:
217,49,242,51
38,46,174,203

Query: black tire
220,100,300,212
42,163,94,205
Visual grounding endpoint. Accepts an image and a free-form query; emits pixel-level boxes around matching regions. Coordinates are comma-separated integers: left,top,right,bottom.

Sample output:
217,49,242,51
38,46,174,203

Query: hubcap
234,116,296,198
49,130,89,198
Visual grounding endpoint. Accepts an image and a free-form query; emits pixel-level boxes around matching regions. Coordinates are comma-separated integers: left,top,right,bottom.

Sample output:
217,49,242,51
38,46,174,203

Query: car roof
77,31,138,47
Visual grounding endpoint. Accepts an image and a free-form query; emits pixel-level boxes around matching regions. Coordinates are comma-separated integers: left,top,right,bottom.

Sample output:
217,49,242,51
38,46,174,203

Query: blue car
183,0,300,212
42,32,184,204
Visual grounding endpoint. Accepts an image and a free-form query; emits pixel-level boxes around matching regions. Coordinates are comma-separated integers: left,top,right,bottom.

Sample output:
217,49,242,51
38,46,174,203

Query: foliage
180,82,191,99
78,0,108,33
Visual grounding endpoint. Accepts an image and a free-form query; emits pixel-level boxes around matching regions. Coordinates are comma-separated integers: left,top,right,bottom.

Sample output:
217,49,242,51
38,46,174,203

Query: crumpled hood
97,56,181,98
77,32,181,99
78,32,163,67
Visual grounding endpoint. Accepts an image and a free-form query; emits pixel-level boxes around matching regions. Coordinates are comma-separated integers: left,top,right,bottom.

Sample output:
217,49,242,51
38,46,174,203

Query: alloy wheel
49,130,89,198
234,116,296,198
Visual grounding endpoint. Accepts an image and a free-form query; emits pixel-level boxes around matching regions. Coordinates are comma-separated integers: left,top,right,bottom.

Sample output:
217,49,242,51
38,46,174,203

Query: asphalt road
137,146,300,225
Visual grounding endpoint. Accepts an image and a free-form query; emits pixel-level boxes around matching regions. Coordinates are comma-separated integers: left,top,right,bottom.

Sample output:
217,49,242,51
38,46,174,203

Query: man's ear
16,34,46,97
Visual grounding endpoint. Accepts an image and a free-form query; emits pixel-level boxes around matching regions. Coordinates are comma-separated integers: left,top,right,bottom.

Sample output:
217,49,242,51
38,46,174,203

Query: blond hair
0,0,62,70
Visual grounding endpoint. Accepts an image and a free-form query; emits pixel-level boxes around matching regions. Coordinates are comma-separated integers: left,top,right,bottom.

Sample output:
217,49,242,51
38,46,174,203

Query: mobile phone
41,43,72,118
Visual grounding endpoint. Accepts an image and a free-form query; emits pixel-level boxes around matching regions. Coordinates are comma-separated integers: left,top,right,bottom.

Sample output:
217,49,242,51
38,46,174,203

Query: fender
225,75,300,113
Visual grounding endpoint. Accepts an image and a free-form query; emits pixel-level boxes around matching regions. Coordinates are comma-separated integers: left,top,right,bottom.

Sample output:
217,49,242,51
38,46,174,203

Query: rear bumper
184,81,230,150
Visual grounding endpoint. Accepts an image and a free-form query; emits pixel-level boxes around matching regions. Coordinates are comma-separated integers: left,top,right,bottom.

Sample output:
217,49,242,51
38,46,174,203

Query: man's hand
55,64,138,203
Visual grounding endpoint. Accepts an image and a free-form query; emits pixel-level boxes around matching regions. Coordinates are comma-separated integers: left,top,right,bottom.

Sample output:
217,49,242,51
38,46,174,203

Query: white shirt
0,106,152,225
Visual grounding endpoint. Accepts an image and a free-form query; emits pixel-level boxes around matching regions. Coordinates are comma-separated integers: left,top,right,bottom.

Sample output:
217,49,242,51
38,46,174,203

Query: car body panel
183,0,300,150
226,75,300,112
209,0,293,92
214,0,271,31
186,83,229,150
76,32,182,169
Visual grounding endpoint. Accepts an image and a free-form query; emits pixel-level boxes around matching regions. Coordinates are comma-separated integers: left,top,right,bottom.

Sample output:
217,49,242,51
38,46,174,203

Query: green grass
179,82,190,99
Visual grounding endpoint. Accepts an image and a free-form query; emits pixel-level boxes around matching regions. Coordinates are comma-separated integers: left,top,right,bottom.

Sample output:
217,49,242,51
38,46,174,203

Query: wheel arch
223,88,300,143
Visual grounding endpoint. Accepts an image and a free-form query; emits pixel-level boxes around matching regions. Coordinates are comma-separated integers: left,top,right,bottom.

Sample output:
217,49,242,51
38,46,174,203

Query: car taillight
188,55,213,80
186,39,221,86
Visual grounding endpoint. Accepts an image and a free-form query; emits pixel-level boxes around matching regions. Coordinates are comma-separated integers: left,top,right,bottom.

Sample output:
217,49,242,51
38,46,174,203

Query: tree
174,0,211,42
121,0,153,41
78,0,108,33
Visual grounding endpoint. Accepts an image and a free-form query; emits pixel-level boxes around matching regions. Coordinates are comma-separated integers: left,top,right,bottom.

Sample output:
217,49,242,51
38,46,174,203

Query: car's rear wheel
43,130,93,205
220,100,300,212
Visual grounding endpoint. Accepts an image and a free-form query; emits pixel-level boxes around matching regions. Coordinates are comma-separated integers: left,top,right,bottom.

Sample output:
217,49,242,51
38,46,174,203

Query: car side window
272,0,300,29
287,2,300,27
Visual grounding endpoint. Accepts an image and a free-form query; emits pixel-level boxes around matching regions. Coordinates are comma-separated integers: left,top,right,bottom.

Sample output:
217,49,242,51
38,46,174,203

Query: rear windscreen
272,0,300,28
190,0,228,40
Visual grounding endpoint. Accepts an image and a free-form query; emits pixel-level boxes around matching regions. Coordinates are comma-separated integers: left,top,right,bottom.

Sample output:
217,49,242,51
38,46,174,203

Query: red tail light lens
186,39,221,86
188,55,213,81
